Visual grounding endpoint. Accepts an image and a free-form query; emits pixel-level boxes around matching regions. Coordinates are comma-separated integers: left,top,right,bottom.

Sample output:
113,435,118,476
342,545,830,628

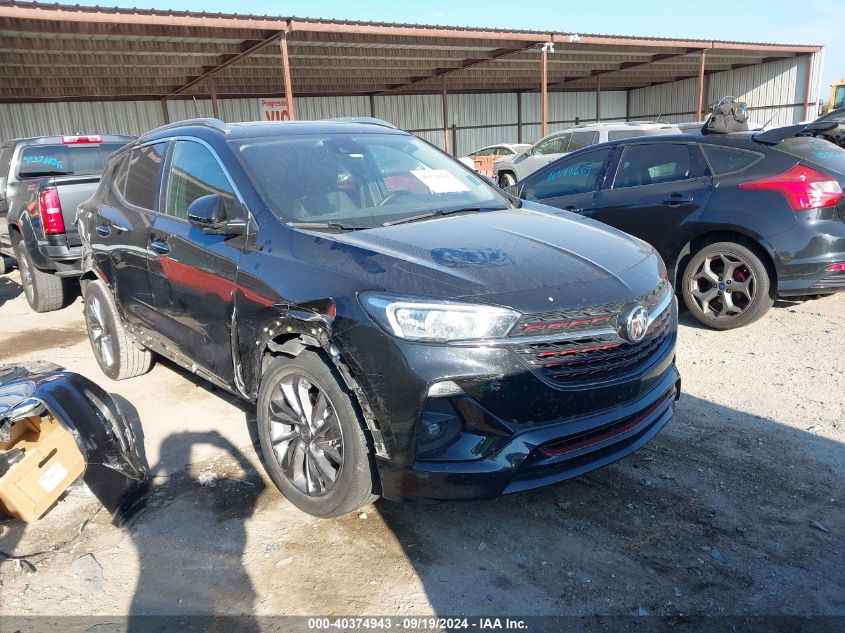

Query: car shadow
0,276,22,308
370,392,843,617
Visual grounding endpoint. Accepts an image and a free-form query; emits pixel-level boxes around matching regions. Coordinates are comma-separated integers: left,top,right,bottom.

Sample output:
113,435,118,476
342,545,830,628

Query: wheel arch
247,314,388,459
671,227,779,294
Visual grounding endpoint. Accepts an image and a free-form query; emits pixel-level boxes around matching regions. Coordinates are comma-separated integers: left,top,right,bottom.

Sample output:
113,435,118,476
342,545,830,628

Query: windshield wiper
21,171,73,177
287,221,365,232
383,205,506,227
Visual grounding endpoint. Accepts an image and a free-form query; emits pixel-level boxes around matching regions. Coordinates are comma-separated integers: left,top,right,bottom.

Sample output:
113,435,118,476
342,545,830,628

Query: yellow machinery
822,79,845,114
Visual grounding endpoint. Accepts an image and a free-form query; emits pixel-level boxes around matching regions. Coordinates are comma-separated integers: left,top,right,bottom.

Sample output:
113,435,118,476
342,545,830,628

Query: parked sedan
493,122,680,187
77,118,679,517
510,129,845,330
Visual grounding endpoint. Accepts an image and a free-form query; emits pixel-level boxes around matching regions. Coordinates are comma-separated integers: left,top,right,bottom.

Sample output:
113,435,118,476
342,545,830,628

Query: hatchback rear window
18,143,127,178
701,145,763,175
774,137,845,174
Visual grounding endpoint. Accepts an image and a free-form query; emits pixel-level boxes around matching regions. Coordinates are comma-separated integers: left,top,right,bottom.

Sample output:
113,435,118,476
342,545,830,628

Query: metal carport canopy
0,0,822,127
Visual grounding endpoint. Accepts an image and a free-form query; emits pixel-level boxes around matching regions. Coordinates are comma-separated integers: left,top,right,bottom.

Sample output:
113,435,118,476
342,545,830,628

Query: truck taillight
38,188,66,235
739,165,843,211
62,135,102,144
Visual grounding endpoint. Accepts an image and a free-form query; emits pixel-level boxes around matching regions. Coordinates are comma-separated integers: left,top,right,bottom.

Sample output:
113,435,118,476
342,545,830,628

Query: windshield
234,133,507,227
17,143,127,178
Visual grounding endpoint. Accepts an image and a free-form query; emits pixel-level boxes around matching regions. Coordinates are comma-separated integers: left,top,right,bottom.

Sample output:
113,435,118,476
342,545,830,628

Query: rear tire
498,172,516,188
83,280,154,380
257,352,378,518
16,241,64,313
681,241,774,330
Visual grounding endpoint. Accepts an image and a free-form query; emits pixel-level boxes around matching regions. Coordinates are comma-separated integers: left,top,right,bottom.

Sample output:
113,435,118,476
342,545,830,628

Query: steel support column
160,99,169,124
209,74,219,119
441,76,450,154
516,92,523,143
595,75,601,122
541,46,548,137
695,49,706,121
369,93,376,118
279,31,295,121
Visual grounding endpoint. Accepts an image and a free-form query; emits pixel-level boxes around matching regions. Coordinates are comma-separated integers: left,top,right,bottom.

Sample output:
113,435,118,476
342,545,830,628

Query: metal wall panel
0,100,163,141
375,94,443,132
630,76,698,120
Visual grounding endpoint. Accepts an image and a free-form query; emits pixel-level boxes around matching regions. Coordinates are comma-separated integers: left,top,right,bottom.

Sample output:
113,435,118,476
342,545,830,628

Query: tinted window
124,143,166,210
521,148,611,201
608,129,645,141
534,134,570,155
775,137,845,173
701,145,762,175
614,144,693,189
0,144,12,193
165,141,235,221
568,131,599,151
17,143,126,178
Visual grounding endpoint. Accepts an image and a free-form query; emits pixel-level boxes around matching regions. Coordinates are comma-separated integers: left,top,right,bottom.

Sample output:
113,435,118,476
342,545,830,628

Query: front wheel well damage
256,324,388,459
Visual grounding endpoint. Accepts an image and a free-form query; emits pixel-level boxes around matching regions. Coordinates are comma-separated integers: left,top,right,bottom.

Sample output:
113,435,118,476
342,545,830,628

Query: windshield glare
234,133,506,227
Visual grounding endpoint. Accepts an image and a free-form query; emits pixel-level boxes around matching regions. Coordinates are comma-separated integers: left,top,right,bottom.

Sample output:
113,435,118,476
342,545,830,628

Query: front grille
510,283,673,386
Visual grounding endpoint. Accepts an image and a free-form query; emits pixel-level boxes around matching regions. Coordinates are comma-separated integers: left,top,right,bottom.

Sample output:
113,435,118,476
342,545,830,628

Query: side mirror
187,194,246,236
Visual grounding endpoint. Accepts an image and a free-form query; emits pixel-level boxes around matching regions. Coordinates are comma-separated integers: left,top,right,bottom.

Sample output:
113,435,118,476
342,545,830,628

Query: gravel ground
0,269,843,621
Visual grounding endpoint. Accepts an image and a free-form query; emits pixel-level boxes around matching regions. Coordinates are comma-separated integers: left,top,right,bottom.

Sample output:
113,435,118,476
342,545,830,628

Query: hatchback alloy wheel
267,373,344,497
688,251,756,319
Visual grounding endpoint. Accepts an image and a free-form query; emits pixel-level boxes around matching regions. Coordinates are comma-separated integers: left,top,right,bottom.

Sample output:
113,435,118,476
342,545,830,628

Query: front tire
16,241,64,312
257,352,377,518
83,280,154,380
498,172,516,187
681,241,774,330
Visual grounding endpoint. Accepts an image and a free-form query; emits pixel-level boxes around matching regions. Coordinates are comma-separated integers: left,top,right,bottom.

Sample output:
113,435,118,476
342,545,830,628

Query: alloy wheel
86,294,115,368
688,251,756,320
267,373,344,497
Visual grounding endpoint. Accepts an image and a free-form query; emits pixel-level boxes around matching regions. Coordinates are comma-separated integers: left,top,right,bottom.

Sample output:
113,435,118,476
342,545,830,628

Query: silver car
493,122,681,186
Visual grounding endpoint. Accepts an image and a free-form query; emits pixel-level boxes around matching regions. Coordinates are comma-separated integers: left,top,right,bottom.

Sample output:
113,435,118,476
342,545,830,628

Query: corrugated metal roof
0,0,824,103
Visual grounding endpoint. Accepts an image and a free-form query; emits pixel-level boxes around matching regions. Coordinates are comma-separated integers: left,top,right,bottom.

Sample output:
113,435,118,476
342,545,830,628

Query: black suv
78,118,679,517
511,130,845,329
0,135,134,311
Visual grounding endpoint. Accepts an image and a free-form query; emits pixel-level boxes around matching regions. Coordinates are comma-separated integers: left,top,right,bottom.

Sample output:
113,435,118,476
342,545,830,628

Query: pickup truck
0,134,134,311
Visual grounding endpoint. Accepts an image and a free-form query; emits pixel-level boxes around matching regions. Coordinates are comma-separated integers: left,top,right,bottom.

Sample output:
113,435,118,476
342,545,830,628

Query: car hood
289,204,657,308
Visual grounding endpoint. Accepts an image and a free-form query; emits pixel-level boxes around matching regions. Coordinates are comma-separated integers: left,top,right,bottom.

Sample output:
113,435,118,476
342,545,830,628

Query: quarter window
614,144,693,189
124,143,166,210
701,145,763,175
521,148,611,200
607,129,645,141
165,141,235,221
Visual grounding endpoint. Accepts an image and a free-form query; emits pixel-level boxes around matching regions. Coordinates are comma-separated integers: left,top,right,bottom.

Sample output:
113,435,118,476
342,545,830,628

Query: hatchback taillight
826,262,845,272
38,188,66,235
739,165,844,211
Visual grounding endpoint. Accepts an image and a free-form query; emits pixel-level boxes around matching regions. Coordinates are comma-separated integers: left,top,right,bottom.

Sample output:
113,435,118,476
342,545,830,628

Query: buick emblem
620,304,649,344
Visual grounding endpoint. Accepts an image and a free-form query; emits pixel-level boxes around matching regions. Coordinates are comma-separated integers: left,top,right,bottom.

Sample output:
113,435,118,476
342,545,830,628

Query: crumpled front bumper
0,363,148,524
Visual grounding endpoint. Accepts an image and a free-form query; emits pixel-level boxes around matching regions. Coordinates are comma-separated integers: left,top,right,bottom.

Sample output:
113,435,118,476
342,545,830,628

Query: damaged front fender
0,363,148,525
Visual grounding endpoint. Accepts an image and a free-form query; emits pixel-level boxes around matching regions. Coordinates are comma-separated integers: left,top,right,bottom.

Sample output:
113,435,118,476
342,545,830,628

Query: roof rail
321,116,398,129
144,117,230,136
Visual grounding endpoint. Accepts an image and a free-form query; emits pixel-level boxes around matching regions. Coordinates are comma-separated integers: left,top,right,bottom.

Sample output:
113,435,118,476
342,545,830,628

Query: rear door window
774,137,845,174
568,131,599,152
521,148,612,200
534,134,570,155
608,129,645,141
701,145,763,175
17,143,127,178
123,143,167,210
613,144,694,188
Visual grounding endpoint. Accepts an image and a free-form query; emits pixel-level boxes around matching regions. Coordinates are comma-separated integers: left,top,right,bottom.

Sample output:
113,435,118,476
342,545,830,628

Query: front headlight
360,293,520,343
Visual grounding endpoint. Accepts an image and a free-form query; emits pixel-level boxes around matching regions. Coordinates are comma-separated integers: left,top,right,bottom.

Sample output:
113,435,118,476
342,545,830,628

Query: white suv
493,121,681,186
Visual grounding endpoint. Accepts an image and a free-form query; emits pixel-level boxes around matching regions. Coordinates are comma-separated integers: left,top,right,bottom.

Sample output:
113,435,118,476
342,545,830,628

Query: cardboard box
0,414,85,522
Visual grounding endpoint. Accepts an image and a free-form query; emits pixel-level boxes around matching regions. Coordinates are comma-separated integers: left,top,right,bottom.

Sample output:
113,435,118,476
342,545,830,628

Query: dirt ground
0,269,843,621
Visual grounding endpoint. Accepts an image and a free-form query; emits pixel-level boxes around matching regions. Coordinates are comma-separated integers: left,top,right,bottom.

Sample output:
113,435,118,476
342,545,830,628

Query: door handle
663,194,692,206
95,225,110,237
564,205,583,213
149,240,170,255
